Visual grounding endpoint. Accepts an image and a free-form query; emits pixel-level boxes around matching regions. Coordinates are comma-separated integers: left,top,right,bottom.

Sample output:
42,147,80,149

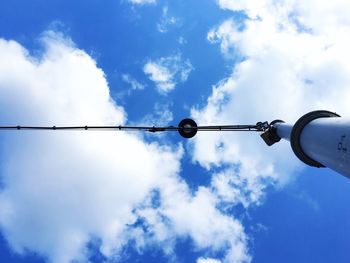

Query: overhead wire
0,120,270,138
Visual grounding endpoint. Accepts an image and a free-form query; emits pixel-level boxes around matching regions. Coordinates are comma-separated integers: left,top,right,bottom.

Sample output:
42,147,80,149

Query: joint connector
260,127,281,146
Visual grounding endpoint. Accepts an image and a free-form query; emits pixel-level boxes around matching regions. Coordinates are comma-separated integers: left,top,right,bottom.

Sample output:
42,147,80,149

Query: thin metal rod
0,124,264,132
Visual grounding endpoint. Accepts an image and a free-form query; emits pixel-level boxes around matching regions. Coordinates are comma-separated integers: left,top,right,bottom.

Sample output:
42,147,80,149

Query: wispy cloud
122,73,145,91
157,6,179,33
197,258,221,263
143,53,193,94
178,36,187,45
127,0,156,5
140,103,173,126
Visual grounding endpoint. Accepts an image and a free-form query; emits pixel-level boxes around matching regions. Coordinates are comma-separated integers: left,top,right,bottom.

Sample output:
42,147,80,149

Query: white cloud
178,36,187,45
127,0,156,5
0,31,177,263
139,103,173,126
197,258,221,263
217,0,350,34
0,32,250,263
157,6,179,33
193,0,350,207
122,73,145,90
143,54,193,94
217,0,269,19
137,179,251,263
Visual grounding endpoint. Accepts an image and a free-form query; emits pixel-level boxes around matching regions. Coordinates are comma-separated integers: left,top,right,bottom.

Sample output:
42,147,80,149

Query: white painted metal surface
300,118,350,178
274,123,292,141
273,114,350,178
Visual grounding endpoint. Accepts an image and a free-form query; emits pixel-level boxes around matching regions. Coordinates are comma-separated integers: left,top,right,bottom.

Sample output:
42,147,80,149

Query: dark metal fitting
290,110,340,168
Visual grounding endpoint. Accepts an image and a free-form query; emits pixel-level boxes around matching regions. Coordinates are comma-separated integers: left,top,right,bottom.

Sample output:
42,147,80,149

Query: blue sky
1,0,350,263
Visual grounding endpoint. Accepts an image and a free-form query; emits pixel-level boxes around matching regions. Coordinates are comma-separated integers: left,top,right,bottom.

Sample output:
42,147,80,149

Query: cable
0,119,270,138
0,124,267,131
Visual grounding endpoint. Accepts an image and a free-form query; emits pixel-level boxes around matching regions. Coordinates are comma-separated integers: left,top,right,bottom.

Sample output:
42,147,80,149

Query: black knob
178,118,198,138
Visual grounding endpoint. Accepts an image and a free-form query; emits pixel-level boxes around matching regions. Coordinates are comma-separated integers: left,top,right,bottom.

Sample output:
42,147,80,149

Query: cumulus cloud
143,54,193,94
193,0,350,206
217,0,269,19
136,179,251,263
217,0,350,34
0,32,249,263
